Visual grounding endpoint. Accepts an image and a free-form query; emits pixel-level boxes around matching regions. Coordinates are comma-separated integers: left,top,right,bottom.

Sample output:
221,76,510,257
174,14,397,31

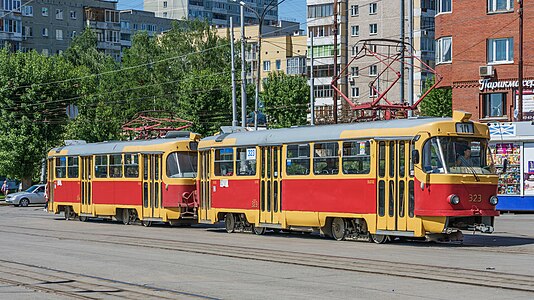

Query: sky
116,0,307,27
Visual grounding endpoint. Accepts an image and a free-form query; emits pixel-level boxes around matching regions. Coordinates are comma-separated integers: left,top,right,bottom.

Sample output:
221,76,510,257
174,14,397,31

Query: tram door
259,146,282,225
80,156,92,215
47,159,54,209
376,140,410,231
142,154,162,219
199,151,211,222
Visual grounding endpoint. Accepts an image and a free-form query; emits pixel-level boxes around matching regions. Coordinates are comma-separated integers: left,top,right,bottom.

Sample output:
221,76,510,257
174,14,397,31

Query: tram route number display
246,148,256,160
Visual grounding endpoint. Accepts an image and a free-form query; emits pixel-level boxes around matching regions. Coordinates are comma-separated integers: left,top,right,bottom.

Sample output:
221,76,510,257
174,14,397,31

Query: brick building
435,0,534,121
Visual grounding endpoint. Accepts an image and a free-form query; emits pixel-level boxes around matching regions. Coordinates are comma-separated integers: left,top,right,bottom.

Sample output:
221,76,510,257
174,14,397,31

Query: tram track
0,225,533,294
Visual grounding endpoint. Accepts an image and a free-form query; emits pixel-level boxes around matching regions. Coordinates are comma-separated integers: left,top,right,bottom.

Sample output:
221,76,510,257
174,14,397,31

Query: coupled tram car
46,132,200,226
197,111,500,243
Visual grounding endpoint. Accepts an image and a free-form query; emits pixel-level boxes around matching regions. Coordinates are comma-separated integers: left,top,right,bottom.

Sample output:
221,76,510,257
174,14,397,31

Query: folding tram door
142,154,162,224
46,159,54,211
80,156,92,219
259,146,282,227
199,151,211,223
376,140,415,238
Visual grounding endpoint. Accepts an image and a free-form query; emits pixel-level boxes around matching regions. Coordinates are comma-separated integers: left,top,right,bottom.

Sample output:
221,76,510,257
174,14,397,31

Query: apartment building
308,0,435,122
0,0,23,51
144,0,278,27
119,10,174,52
435,0,533,122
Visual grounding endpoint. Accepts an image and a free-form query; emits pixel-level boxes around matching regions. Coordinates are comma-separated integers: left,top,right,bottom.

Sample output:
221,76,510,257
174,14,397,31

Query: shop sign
479,79,534,91
488,123,516,137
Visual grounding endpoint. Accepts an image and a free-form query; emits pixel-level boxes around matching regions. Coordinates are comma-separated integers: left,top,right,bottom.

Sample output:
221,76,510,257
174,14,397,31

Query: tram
197,111,499,242
46,132,200,226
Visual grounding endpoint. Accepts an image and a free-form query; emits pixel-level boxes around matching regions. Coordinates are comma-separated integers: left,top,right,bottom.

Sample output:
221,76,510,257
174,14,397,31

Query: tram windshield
422,137,495,175
166,152,198,178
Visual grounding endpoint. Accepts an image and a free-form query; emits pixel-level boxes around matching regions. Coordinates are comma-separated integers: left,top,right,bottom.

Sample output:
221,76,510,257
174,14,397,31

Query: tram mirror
502,158,508,173
412,149,420,164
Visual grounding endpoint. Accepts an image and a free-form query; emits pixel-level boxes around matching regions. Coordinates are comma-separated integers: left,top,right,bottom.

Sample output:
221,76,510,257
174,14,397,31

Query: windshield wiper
459,156,480,182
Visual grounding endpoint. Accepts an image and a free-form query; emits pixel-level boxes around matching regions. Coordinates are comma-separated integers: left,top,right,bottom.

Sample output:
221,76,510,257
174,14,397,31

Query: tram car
46,132,200,226
197,111,499,242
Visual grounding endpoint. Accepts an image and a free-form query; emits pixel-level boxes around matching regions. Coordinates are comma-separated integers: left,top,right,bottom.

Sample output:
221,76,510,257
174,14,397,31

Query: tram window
236,148,257,176
313,142,339,175
214,148,234,176
399,142,405,177
109,155,123,178
388,180,395,217
286,144,310,175
378,181,385,217
399,180,405,218
342,141,370,174
378,142,386,177
422,138,445,174
389,142,395,177
124,154,139,178
408,180,415,218
67,157,79,178
166,152,198,178
95,155,108,178
55,157,67,178
409,142,415,177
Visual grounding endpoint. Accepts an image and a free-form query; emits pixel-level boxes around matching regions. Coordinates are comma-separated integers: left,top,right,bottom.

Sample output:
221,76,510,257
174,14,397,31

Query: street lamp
234,0,283,130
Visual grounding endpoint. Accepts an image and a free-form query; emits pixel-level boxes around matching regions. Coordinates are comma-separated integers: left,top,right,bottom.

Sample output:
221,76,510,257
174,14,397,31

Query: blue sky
116,0,306,27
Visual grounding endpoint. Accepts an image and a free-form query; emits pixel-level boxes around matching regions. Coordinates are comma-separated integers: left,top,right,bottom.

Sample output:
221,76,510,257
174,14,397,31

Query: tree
261,72,309,128
419,77,452,117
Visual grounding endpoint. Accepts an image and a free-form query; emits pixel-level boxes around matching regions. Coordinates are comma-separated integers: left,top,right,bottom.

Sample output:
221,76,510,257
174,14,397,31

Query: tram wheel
225,213,235,233
122,209,131,225
64,206,75,220
252,225,266,235
370,234,389,244
79,216,88,222
331,218,347,241
142,220,152,227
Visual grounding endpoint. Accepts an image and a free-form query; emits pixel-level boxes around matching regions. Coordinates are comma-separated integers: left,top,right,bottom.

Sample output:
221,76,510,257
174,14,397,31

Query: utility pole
408,0,414,117
332,0,338,124
240,5,247,128
310,33,315,125
255,23,261,130
230,17,238,127
518,0,524,121
400,0,405,107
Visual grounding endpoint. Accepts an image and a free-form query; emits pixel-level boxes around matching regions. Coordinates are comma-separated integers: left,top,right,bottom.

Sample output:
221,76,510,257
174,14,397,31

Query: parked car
5,184,46,207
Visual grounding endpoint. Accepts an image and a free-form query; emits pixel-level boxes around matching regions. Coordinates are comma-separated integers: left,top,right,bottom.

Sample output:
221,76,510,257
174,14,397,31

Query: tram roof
49,137,191,157
200,117,452,148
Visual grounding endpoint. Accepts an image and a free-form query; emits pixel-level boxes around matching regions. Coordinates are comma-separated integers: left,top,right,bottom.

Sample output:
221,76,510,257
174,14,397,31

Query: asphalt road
0,204,533,299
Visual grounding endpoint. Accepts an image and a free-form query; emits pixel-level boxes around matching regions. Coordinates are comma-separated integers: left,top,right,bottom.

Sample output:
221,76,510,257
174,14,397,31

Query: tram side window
67,157,79,178
342,141,371,174
422,139,445,174
95,155,108,178
286,144,310,175
214,148,234,176
166,152,198,178
237,148,257,176
313,142,339,175
124,154,139,178
109,155,123,178
55,157,67,178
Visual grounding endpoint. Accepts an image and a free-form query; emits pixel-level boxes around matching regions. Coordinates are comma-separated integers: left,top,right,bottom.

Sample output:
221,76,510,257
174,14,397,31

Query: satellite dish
66,104,79,119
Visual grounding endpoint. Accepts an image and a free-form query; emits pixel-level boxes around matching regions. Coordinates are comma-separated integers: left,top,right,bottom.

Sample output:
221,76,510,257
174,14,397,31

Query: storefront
476,79,534,121
489,122,534,211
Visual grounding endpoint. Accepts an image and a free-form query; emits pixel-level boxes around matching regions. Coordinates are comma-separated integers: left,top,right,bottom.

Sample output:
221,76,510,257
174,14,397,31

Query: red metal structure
332,39,443,120
122,111,193,139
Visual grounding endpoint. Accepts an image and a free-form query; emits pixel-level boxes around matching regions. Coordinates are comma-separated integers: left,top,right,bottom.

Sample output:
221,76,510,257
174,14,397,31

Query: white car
5,184,46,207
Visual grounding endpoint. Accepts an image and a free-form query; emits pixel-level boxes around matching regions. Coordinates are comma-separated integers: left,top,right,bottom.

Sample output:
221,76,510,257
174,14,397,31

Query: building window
70,31,76,39
314,85,333,98
369,2,378,14
351,5,359,16
21,5,32,16
351,87,360,98
438,0,452,13
56,29,63,40
482,93,506,118
369,64,378,76
42,7,48,16
42,49,49,56
351,45,359,56
487,38,513,64
370,87,378,98
307,4,334,18
23,26,32,37
436,36,452,64
351,66,359,77
488,0,513,13
163,12,168,17
351,25,359,37
42,27,48,37
70,10,76,19
287,57,306,75
56,9,63,19
163,1,168,8
369,24,378,35
263,60,271,71
275,59,281,70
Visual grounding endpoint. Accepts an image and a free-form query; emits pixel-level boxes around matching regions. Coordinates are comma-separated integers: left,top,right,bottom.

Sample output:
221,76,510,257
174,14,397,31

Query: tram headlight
489,195,499,206
448,194,460,205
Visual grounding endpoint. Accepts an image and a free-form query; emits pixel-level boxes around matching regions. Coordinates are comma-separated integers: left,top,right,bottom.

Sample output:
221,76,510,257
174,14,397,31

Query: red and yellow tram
46,132,200,226
197,111,499,242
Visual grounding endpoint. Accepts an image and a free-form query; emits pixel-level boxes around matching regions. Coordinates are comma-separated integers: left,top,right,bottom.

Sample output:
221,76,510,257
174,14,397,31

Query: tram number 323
468,194,482,203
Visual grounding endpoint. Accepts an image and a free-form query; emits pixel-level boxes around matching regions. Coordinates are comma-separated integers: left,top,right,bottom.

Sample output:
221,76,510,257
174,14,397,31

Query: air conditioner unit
479,65,494,77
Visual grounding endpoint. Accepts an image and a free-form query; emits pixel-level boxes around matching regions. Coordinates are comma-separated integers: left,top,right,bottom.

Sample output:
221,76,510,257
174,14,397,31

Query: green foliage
261,72,309,128
419,77,453,117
